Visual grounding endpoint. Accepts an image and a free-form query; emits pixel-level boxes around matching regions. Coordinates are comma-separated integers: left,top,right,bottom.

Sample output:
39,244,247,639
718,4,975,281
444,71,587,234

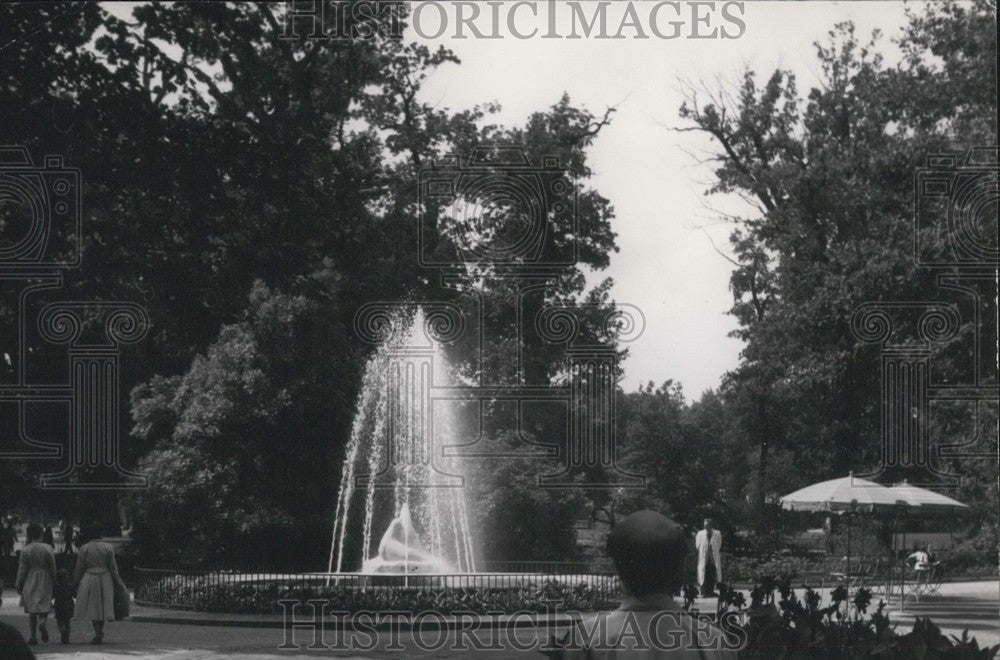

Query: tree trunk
755,394,769,530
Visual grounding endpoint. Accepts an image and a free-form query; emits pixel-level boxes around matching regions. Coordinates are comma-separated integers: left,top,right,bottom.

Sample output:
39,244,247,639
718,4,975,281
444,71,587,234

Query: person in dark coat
53,569,74,644
1,521,15,557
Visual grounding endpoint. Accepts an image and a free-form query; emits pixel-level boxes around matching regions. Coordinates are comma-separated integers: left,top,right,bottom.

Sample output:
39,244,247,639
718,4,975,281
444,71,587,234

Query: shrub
713,579,1000,659
725,555,809,582
938,524,999,578
547,579,999,658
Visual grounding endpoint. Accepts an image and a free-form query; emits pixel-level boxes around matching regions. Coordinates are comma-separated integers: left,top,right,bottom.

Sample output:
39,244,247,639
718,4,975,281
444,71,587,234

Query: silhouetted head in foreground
606,510,687,598
0,621,35,660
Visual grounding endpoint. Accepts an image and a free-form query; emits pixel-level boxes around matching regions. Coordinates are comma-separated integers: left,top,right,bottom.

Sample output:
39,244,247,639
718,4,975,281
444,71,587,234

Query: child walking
53,569,74,644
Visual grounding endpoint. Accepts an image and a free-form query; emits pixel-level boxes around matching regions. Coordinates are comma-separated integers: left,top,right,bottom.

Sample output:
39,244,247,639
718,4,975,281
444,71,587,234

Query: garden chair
906,561,943,603
865,558,896,598
827,556,879,590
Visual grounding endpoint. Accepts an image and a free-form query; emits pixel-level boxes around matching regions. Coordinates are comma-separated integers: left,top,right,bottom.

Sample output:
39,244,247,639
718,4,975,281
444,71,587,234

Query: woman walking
72,524,127,645
15,523,56,645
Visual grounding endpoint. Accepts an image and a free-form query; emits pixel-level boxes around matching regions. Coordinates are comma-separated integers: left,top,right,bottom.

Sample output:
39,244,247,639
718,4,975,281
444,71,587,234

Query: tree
1,2,626,563
466,431,584,562
677,0,997,526
615,381,728,531
128,279,356,568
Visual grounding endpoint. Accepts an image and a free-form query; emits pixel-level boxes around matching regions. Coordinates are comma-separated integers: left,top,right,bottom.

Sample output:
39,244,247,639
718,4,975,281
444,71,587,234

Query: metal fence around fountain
133,567,622,615
478,560,607,573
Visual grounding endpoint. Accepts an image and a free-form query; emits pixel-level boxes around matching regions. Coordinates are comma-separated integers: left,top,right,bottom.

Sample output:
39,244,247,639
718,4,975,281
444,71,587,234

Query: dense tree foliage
1,2,620,566
603,0,996,561
675,0,996,528
466,431,585,563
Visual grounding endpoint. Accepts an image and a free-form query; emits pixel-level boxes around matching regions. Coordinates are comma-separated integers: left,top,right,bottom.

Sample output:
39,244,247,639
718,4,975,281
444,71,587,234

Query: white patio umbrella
780,473,905,579
885,480,969,513
779,472,903,512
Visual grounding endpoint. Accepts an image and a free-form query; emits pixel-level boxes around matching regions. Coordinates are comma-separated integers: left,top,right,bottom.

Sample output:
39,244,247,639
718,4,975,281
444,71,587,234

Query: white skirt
74,570,115,622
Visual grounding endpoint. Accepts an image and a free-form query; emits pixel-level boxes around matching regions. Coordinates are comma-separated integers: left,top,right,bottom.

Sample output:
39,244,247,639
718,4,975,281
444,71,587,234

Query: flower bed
134,573,622,615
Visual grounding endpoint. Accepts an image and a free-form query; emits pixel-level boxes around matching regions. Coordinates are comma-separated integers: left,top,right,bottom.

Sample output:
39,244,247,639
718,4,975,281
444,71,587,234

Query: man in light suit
695,518,722,597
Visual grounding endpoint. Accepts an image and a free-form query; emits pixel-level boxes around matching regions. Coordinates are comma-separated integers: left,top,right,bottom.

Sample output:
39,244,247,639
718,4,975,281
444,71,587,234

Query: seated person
555,510,736,658
907,545,939,586
907,545,934,571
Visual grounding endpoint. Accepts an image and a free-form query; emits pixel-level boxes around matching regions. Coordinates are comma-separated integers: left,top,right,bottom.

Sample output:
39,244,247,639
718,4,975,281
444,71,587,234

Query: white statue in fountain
361,503,453,574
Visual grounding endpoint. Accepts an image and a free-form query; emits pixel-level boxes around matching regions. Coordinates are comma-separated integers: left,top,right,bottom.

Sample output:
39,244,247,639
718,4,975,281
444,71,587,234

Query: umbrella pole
887,516,894,606
861,513,866,559
891,514,898,608
899,522,907,612
846,512,851,583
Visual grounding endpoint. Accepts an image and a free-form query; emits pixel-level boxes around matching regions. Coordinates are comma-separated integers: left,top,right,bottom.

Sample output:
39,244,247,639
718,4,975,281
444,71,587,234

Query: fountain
137,307,623,615
328,308,476,575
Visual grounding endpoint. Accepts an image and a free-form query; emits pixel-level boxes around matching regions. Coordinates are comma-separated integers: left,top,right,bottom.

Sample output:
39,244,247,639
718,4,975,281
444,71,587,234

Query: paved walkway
2,581,996,658
884,580,1000,648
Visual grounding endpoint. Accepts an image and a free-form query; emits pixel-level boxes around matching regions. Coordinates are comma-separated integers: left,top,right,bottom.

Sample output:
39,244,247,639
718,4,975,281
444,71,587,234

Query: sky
408,0,923,397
